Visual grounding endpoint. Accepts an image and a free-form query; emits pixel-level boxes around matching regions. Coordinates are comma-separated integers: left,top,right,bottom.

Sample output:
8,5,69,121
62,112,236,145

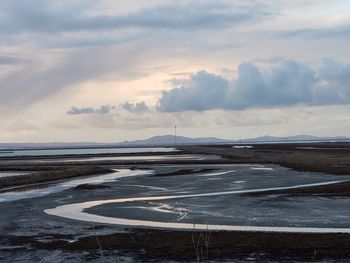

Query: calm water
0,147,176,157
44,164,350,232
0,169,149,202
0,171,30,178
46,179,349,233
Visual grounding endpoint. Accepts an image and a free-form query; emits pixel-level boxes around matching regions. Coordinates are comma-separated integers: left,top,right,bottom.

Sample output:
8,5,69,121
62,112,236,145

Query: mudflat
0,143,350,262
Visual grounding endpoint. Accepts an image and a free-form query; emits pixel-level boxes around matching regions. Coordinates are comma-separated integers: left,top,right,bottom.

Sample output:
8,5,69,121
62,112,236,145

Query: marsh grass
0,165,111,189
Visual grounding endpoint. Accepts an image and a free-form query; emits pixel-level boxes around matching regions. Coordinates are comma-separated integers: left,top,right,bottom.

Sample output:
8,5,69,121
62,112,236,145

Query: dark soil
249,181,350,197
74,183,110,190
180,143,350,176
2,229,350,262
0,165,111,189
154,168,214,177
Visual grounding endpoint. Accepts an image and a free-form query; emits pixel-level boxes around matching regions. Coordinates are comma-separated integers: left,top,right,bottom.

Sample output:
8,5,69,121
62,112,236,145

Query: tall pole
174,125,177,145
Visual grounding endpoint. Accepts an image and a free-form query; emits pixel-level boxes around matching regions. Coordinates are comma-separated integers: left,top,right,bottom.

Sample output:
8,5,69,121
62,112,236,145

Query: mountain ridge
1,135,350,149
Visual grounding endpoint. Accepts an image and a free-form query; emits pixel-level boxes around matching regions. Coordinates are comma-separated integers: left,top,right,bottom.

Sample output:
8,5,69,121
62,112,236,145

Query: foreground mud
250,181,350,197
2,229,350,262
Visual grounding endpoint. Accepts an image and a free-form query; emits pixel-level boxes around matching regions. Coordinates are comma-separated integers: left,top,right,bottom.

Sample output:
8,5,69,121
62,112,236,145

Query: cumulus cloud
121,101,149,113
67,105,114,115
157,58,350,112
230,59,316,109
158,71,230,111
0,1,273,33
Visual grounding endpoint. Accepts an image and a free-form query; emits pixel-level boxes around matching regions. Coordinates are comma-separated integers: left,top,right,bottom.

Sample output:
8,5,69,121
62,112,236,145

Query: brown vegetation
3,229,350,261
250,181,350,197
180,143,350,175
0,165,111,189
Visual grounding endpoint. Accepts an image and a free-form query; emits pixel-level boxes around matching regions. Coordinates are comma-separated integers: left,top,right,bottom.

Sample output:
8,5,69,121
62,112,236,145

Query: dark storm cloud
67,105,114,115
0,1,273,33
122,101,149,113
157,59,350,112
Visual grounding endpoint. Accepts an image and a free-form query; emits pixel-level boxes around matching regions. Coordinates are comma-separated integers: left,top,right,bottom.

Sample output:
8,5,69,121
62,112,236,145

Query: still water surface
0,147,176,157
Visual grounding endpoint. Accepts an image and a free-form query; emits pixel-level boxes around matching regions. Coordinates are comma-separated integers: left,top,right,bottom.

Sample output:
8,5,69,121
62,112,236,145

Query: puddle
0,147,177,157
2,154,222,164
199,171,235,177
251,167,274,171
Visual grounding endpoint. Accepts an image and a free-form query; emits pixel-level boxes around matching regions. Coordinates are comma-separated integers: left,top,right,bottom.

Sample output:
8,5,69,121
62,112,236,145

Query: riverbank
0,165,111,190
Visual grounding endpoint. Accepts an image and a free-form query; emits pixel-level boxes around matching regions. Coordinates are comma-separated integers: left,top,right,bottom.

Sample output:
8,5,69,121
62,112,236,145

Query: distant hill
239,135,350,143
118,134,350,146
117,135,232,146
1,135,350,150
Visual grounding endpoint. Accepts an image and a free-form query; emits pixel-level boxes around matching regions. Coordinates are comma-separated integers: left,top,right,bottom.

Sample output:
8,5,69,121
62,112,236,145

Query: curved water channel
0,169,150,202
45,169,350,233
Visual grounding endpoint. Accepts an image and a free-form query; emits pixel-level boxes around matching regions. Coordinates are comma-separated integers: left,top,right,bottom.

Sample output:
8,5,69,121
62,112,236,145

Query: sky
0,0,350,142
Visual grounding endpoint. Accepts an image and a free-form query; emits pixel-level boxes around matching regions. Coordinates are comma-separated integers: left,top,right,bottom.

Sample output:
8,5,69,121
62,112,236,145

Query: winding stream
45,179,350,233
0,169,150,202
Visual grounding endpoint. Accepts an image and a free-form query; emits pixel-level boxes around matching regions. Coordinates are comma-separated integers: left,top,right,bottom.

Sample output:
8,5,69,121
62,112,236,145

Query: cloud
157,58,350,112
0,44,147,110
0,1,273,34
158,71,230,112
315,58,350,103
67,105,114,115
230,59,315,109
0,55,22,65
276,24,350,39
121,101,149,113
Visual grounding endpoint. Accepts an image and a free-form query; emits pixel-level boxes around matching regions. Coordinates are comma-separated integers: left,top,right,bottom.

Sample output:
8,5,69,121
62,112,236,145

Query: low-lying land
250,181,350,197
1,142,350,262
3,229,350,262
2,142,350,190
180,142,350,175
0,165,110,190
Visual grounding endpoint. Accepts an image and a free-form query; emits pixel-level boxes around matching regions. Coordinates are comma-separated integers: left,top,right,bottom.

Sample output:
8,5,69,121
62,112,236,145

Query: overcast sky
0,0,350,142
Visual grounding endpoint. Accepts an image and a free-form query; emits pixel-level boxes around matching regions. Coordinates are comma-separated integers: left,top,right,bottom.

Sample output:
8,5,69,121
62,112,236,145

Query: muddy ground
0,143,350,262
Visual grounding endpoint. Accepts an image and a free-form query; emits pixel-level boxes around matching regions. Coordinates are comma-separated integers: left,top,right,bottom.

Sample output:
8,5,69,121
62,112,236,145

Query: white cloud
157,58,350,111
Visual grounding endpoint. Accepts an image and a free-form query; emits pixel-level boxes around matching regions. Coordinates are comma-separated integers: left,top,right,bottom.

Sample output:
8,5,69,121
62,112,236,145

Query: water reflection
0,147,176,157
0,169,150,202
45,180,349,233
